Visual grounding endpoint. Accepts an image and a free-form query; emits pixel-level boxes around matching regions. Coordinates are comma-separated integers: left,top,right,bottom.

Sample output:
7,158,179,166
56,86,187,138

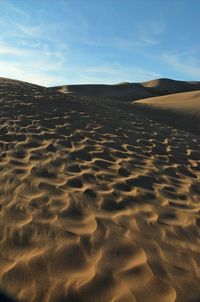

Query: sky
0,0,199,86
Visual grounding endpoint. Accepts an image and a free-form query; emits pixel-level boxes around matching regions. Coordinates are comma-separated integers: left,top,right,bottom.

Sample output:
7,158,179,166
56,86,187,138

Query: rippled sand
0,78,200,302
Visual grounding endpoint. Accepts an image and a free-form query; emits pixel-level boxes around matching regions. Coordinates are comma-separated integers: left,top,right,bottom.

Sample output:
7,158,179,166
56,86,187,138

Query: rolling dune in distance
141,78,200,95
48,82,154,101
0,77,200,302
50,78,200,102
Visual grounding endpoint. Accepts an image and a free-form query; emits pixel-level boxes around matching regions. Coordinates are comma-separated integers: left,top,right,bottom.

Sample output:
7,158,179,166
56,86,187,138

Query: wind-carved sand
0,77,200,302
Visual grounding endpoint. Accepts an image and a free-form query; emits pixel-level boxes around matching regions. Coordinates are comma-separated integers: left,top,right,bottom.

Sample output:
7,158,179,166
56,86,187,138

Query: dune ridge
0,78,200,302
49,78,200,102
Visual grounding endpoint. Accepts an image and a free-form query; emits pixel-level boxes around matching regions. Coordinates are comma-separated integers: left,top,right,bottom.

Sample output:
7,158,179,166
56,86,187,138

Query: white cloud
64,65,162,84
109,19,165,50
0,1,163,86
0,59,67,86
3,61,160,86
4,1,29,19
0,43,23,56
15,23,41,37
161,51,200,78
137,20,165,47
0,40,68,65
111,36,159,51
67,16,165,50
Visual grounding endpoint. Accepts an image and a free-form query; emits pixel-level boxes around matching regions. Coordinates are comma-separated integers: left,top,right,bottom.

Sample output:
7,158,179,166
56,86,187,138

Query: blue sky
0,0,199,86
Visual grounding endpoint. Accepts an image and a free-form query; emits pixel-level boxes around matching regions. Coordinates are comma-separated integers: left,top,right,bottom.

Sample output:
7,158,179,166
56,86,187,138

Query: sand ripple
0,79,200,301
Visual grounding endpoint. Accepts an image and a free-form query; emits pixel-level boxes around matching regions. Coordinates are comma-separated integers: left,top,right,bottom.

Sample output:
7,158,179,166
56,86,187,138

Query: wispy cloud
115,19,165,49
5,1,29,19
0,1,164,85
0,59,67,86
82,19,164,50
161,51,200,78
137,20,165,46
15,23,41,37
65,65,162,84
0,1,70,85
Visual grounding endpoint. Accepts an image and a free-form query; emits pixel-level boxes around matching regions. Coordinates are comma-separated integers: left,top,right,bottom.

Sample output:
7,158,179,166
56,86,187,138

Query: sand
134,90,200,136
49,82,154,101
0,77,200,302
50,78,200,102
141,78,200,95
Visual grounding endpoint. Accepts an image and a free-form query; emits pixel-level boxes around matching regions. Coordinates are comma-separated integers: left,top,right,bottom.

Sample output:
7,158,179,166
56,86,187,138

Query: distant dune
141,78,200,95
50,78,200,101
134,90,200,136
49,82,153,101
0,76,200,302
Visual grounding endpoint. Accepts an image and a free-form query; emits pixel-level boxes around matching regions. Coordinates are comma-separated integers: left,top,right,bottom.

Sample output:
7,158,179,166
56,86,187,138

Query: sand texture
0,77,200,302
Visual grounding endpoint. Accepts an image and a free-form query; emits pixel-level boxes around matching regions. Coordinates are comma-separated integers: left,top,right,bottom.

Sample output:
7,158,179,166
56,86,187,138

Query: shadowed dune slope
0,291,18,302
50,78,200,102
49,82,154,101
0,77,200,302
0,77,45,93
134,90,200,136
141,78,200,95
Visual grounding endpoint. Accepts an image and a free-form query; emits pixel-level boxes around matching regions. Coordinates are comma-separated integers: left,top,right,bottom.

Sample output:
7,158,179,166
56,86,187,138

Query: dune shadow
0,291,18,302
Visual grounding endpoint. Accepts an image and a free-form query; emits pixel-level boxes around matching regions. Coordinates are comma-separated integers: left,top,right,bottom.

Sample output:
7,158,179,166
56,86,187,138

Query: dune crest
50,78,200,102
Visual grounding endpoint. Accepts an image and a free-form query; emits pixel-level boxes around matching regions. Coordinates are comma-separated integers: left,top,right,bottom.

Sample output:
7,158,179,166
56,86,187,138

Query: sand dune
141,78,200,95
50,78,200,102
0,77,200,302
49,82,153,101
134,90,200,136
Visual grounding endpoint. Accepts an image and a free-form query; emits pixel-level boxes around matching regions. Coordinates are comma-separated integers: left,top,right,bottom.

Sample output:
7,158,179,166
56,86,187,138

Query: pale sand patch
134,90,200,136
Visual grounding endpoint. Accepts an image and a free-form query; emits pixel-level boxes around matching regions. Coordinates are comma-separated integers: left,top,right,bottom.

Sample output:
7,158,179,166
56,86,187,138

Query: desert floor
0,78,200,302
